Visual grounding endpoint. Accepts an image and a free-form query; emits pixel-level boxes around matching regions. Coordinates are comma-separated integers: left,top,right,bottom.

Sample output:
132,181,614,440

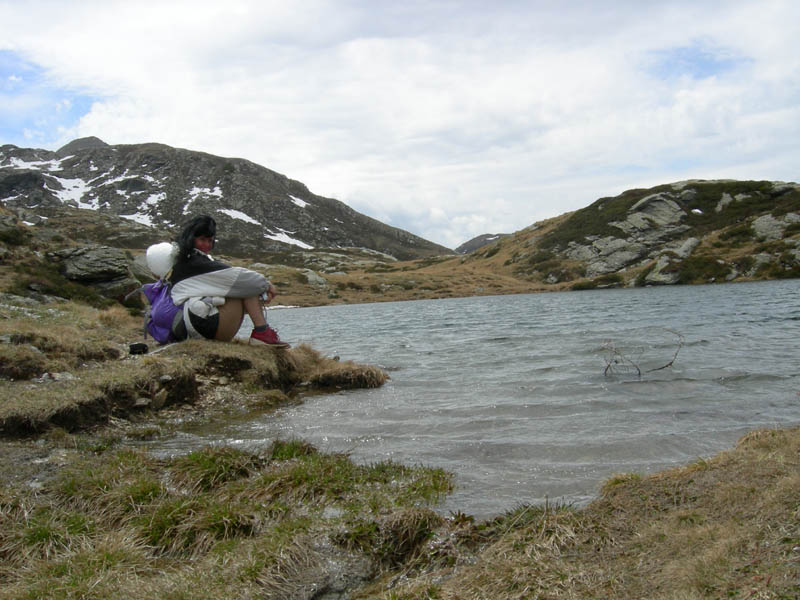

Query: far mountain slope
457,179,800,289
0,138,452,260
455,233,510,254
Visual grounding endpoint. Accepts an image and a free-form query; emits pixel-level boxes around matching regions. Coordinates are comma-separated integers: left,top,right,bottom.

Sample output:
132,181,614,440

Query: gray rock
771,182,800,196
130,253,157,283
50,245,141,298
301,268,328,288
0,292,43,307
673,237,700,259
586,248,647,277
644,255,680,285
715,193,734,213
747,253,774,277
752,213,800,241
627,193,685,227
565,242,596,262
570,235,649,278
53,246,131,282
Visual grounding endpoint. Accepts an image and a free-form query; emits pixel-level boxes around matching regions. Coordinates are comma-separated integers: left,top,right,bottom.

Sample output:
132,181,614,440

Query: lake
148,279,800,519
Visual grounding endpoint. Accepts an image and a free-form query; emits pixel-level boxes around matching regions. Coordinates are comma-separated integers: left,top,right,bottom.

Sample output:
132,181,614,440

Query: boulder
752,213,800,241
608,192,689,246
747,253,774,277
672,237,700,259
568,236,649,277
644,255,680,285
54,246,131,282
627,193,686,227
301,268,328,288
715,193,734,213
50,245,141,298
131,253,157,283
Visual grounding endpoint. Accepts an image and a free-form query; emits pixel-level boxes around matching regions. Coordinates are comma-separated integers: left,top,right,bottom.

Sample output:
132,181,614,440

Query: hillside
0,138,452,260
475,179,800,289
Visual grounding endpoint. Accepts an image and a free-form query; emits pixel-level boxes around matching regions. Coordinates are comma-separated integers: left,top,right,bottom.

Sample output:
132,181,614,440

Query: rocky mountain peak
56,136,110,156
0,139,453,260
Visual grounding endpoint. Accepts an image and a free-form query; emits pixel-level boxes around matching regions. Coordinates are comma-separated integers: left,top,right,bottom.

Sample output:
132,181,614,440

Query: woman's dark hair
176,215,217,262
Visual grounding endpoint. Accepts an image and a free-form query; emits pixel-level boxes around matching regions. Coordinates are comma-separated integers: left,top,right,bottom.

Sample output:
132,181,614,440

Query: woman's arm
171,266,269,305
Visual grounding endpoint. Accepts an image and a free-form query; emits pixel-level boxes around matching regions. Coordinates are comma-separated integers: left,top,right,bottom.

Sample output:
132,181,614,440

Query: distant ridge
456,233,509,254
0,138,453,260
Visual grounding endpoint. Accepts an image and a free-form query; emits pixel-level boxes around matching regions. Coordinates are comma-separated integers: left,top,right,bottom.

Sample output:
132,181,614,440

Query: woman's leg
243,296,267,327
215,299,245,341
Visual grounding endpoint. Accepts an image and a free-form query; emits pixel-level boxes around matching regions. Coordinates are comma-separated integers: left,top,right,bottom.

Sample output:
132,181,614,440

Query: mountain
0,138,452,260
454,233,510,254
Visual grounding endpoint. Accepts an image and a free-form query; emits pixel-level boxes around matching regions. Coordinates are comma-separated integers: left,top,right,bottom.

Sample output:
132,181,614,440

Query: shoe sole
249,338,290,349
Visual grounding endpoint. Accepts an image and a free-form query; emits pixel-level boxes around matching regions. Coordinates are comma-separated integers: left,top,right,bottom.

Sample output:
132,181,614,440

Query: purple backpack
142,279,181,344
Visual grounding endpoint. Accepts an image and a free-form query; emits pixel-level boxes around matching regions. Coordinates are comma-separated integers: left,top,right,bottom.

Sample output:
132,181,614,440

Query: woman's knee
215,299,245,341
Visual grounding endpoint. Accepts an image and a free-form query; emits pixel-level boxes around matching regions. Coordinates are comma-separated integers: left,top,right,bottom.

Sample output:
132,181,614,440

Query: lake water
148,280,800,519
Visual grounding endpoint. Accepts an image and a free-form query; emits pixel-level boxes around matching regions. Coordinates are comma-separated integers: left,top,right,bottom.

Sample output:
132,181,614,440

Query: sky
1,1,798,249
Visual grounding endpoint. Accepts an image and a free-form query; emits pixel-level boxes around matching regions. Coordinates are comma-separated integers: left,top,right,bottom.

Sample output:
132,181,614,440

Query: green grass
0,442,454,599
674,255,732,284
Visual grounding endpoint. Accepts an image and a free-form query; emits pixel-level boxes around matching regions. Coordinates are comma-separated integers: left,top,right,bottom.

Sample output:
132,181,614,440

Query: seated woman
169,215,289,348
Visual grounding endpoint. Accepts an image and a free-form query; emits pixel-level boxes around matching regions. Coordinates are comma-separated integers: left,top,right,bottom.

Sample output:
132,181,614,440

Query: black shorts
172,311,219,340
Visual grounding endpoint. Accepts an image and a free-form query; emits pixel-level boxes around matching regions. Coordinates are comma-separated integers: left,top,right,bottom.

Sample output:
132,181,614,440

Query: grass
1,307,798,597
0,442,453,599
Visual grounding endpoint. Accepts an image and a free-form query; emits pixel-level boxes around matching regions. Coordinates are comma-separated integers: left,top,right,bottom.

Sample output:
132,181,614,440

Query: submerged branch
645,329,684,373
602,329,683,378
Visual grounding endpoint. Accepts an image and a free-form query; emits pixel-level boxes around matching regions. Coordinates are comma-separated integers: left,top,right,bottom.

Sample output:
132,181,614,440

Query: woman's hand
266,282,277,304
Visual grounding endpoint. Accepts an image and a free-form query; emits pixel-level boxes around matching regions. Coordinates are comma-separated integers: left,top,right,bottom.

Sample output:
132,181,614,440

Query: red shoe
250,326,290,348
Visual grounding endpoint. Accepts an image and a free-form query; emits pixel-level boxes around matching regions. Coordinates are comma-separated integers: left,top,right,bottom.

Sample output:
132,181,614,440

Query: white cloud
1,0,798,248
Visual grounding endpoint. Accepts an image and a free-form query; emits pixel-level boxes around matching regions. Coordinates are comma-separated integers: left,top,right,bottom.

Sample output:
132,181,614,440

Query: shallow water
141,280,800,518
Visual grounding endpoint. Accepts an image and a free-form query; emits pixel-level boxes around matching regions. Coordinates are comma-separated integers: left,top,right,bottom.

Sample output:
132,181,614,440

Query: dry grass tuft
171,446,267,492
97,304,138,328
310,362,388,389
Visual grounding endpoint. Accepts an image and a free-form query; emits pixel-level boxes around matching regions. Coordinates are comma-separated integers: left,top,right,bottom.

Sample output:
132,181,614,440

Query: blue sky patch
646,42,747,80
0,50,100,149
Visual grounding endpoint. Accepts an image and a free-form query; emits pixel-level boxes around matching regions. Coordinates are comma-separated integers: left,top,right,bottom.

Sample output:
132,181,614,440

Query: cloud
1,0,798,248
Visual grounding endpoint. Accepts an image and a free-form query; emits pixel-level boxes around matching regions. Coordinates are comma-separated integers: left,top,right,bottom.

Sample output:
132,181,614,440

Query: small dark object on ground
129,342,149,355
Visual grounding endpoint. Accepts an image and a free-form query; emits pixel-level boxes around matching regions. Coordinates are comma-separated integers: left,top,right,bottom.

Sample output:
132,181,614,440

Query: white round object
146,242,178,278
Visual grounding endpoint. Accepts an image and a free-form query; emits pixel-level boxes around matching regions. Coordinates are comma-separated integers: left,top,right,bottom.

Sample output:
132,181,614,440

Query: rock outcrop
505,179,800,287
48,245,141,299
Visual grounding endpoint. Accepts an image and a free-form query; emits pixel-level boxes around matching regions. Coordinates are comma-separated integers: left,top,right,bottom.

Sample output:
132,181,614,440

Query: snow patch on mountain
265,228,314,249
289,194,309,208
218,208,261,225
48,175,96,209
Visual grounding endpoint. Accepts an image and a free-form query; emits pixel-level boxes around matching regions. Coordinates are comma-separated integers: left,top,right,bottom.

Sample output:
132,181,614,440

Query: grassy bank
0,300,386,436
